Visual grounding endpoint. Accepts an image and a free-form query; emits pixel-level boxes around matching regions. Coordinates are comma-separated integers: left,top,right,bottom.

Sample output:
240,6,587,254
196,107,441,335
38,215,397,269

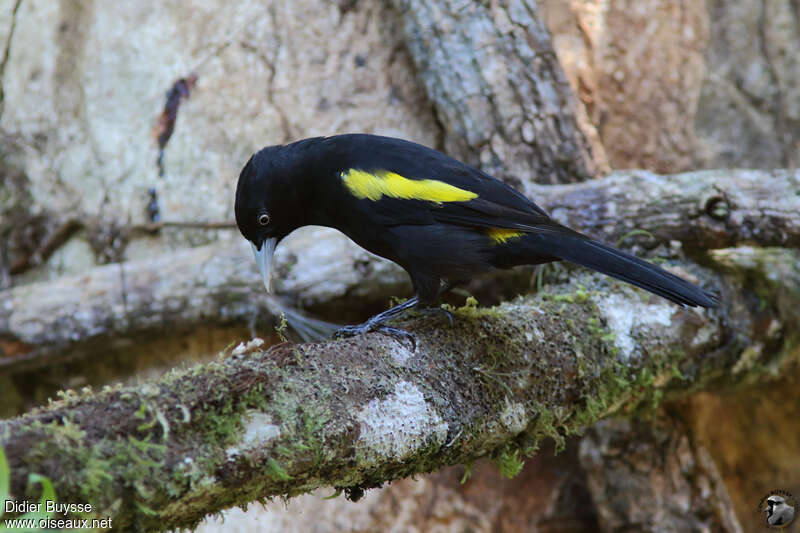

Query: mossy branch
1,169,797,373
1,251,797,531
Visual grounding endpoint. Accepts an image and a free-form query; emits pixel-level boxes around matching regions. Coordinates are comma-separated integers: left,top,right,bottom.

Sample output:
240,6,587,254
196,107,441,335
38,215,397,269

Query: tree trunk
390,0,607,189
579,417,744,532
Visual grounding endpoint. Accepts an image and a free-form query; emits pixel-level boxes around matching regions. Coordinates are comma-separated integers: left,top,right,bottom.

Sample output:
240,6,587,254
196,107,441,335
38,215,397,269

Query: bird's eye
258,213,270,226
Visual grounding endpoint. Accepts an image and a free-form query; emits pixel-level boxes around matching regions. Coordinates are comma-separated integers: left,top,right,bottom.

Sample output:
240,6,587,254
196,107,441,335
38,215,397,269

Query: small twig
130,221,237,234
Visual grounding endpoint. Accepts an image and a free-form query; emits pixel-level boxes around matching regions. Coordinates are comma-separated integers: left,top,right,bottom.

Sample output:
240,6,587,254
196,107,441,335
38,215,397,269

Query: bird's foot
332,296,419,348
414,306,454,327
333,321,416,350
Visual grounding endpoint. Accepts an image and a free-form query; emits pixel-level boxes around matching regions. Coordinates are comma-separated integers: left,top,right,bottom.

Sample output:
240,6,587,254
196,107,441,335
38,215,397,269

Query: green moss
459,462,474,484
275,313,289,343
81,454,115,499
1,445,60,528
541,283,592,305
528,404,566,452
473,351,514,397
463,295,479,310
265,458,291,481
422,295,474,319
299,409,327,469
195,400,245,447
501,286,689,446
493,446,524,479
20,416,166,524
446,295,505,321
241,383,272,413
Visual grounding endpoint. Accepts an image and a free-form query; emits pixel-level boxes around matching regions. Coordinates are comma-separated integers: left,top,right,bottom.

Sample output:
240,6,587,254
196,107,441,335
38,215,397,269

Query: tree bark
542,169,800,251
579,416,745,532
390,0,606,188
4,247,795,531
1,169,796,374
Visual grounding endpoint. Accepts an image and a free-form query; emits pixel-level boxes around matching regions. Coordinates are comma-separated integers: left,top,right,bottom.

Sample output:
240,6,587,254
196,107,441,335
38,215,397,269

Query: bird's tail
528,232,717,307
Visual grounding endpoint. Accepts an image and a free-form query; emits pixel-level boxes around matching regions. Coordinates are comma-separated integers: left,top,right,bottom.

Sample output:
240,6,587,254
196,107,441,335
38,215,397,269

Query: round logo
759,490,796,529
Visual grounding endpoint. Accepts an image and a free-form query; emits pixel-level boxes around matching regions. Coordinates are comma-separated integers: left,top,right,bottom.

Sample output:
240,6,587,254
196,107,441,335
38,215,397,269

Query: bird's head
235,147,304,292
766,496,785,515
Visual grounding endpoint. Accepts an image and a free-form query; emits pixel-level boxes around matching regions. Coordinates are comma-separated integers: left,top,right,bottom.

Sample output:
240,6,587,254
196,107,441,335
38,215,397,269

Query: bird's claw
333,323,416,351
332,324,365,339
376,325,416,351
418,307,454,327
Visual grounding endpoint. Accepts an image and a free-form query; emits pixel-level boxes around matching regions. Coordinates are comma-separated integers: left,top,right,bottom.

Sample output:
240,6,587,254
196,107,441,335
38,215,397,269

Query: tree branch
2,244,797,531
538,169,800,251
0,270,731,527
1,169,796,373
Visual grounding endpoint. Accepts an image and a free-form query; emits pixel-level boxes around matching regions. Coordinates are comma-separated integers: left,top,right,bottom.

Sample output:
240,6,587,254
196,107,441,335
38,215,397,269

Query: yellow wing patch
341,169,478,203
486,228,525,244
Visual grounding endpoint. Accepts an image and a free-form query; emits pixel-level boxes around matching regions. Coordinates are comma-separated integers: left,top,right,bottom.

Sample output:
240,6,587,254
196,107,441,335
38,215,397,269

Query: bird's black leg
333,296,419,347
413,280,460,326
332,281,463,348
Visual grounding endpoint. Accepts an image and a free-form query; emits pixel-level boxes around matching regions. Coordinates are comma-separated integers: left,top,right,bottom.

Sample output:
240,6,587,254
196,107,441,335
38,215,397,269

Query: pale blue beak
251,238,277,292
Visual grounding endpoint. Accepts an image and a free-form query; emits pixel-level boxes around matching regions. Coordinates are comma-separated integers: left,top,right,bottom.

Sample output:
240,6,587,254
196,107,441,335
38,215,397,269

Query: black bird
235,134,717,340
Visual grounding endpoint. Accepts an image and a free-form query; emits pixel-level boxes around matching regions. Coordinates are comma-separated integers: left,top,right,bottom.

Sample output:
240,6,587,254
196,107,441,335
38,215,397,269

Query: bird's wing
329,133,575,234
430,197,567,235
337,163,567,235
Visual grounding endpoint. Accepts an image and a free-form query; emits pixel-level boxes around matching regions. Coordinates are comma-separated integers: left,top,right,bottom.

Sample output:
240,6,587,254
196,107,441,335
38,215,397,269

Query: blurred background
0,0,798,531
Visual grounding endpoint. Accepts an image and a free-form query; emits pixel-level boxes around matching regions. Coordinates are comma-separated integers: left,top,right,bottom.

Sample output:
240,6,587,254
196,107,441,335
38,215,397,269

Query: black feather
524,233,717,307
